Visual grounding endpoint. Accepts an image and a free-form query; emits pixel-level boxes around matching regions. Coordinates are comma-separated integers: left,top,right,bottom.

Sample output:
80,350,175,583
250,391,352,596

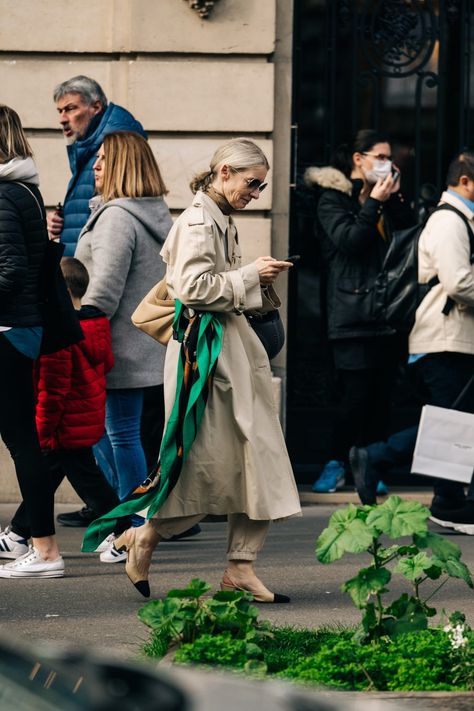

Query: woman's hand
370,172,399,202
254,256,293,286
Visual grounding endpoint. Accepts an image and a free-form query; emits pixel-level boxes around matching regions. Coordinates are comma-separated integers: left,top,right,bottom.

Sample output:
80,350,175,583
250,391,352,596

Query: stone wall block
4,60,273,133
233,217,272,264
128,60,274,132
0,0,275,54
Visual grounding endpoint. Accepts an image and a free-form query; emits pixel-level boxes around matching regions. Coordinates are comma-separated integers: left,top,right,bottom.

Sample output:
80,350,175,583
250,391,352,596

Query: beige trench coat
154,191,301,522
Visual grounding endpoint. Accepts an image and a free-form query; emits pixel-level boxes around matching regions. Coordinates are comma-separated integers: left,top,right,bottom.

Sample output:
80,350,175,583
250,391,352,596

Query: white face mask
363,159,392,184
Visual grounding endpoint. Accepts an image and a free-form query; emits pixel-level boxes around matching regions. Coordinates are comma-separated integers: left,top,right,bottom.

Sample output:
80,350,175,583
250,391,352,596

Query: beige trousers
151,513,270,561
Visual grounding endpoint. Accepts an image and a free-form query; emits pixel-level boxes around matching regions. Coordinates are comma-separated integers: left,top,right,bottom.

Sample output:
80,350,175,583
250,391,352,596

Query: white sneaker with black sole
0,526,29,559
0,546,65,578
429,515,474,536
95,533,116,554
429,500,474,535
99,535,127,564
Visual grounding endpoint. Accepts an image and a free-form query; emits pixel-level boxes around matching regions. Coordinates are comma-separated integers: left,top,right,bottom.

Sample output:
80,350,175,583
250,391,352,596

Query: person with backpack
305,129,415,494
350,151,474,535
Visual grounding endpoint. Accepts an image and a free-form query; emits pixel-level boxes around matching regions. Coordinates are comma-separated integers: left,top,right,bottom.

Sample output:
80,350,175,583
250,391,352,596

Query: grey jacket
75,196,173,388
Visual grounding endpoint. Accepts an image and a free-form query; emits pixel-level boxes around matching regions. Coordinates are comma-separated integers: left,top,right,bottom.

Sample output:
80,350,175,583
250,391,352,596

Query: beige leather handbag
131,277,175,346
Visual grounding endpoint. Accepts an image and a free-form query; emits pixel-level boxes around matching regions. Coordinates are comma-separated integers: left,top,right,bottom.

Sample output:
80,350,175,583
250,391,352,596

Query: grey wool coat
75,196,173,389
153,191,302,522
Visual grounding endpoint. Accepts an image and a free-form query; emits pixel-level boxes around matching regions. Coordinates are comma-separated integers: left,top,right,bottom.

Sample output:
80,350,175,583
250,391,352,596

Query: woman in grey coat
75,132,172,525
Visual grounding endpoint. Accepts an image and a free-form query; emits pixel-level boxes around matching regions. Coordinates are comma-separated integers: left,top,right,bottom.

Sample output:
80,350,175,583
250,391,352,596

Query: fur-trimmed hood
304,166,352,195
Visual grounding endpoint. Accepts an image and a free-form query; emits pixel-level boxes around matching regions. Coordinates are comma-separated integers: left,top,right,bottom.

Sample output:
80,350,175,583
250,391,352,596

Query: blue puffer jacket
61,103,146,256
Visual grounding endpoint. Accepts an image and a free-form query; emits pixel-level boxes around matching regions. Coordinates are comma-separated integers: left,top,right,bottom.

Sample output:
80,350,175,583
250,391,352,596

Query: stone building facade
0,0,293,502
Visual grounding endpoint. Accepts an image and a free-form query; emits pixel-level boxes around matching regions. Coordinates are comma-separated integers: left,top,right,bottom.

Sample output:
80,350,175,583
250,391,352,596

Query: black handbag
247,309,285,360
17,182,84,355
39,239,85,355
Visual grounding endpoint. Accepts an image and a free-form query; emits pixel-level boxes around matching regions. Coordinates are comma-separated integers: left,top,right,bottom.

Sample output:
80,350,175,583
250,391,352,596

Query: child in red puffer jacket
0,258,126,561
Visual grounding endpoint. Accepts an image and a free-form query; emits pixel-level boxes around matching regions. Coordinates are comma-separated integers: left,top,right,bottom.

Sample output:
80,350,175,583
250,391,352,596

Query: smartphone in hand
391,168,400,182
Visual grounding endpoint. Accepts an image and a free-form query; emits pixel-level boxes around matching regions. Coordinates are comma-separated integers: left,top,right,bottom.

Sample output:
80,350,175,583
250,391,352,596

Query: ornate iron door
287,0,474,480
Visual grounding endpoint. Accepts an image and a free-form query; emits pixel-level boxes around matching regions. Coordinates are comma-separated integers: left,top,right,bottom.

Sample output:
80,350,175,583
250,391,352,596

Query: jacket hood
76,310,110,367
0,157,39,185
304,166,352,195
67,102,147,173
84,196,173,246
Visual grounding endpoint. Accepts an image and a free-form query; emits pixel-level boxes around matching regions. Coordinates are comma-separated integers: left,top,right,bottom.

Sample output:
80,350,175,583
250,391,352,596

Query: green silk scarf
82,300,223,552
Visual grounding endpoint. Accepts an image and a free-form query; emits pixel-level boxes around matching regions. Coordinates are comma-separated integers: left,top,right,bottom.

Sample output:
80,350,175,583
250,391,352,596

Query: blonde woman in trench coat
113,138,302,602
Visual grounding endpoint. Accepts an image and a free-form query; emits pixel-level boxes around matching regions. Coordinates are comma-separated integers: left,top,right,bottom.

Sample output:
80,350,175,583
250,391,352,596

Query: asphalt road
0,501,473,662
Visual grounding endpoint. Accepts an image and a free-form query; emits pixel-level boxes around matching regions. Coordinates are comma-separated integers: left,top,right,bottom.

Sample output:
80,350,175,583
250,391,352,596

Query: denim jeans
94,388,147,525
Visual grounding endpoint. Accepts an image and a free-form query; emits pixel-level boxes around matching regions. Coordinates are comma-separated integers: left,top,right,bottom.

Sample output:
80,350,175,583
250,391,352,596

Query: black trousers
330,335,405,465
414,352,474,501
332,367,399,461
11,448,127,540
0,335,55,538
140,383,165,471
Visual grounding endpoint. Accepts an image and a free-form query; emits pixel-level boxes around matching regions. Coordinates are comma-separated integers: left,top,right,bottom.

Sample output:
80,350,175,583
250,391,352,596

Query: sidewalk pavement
299,485,433,506
1,494,474,710
0,489,473,659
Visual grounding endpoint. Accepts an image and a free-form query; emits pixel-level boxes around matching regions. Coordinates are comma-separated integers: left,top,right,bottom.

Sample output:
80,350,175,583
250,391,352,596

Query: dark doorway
287,0,474,483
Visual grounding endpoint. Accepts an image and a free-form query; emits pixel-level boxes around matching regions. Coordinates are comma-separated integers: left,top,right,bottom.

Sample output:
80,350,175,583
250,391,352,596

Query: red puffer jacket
35,306,114,449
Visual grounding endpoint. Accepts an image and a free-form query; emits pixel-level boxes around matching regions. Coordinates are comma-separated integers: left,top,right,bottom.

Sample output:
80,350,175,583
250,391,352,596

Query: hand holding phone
391,168,400,183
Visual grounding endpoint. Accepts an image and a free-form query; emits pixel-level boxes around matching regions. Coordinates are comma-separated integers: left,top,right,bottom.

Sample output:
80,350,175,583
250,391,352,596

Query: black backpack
372,204,474,333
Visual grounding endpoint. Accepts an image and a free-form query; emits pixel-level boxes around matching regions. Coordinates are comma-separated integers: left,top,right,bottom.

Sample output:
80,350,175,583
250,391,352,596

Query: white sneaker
95,533,116,553
0,526,29,559
100,544,127,564
0,546,65,578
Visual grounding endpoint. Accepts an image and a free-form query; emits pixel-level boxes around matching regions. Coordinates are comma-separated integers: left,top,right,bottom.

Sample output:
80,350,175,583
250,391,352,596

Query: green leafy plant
279,629,469,690
138,577,272,660
443,611,474,690
174,632,266,674
316,496,473,641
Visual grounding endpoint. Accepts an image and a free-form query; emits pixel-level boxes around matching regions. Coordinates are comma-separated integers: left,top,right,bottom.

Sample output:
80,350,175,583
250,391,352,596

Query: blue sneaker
312,460,346,493
376,480,389,496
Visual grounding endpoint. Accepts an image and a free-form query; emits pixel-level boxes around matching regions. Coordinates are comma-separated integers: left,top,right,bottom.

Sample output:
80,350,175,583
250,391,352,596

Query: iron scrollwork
359,0,438,77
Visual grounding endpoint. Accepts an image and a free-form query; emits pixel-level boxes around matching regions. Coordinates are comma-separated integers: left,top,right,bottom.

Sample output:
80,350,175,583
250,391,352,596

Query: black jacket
305,166,415,340
0,181,48,327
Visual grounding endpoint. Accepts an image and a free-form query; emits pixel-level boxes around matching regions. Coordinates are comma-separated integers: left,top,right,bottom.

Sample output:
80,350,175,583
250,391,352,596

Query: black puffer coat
304,166,415,340
0,181,48,327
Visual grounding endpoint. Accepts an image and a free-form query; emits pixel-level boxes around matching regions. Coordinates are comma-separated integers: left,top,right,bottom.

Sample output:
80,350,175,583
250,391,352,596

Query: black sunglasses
230,167,267,193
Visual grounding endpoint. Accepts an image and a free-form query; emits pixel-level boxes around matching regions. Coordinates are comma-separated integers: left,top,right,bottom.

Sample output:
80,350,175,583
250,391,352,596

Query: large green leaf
137,597,182,628
316,504,374,563
167,578,211,598
383,595,429,637
365,496,430,538
341,566,391,608
394,552,434,581
414,531,461,561
384,610,428,637
432,555,474,588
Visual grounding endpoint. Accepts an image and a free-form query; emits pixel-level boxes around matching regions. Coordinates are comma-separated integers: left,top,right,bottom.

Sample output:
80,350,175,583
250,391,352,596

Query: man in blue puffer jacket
47,75,146,256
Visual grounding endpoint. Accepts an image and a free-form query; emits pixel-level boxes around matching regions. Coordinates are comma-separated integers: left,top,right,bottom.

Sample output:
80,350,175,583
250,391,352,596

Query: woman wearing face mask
304,129,415,495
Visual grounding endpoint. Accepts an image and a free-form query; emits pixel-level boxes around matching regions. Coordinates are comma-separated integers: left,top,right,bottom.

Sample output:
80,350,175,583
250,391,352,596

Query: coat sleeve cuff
227,263,262,313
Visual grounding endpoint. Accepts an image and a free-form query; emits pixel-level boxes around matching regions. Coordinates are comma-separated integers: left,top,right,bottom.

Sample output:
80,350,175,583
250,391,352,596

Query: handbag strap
16,181,45,221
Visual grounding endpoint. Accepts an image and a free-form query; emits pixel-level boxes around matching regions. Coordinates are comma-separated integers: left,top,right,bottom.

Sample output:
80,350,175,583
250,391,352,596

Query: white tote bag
411,405,474,484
